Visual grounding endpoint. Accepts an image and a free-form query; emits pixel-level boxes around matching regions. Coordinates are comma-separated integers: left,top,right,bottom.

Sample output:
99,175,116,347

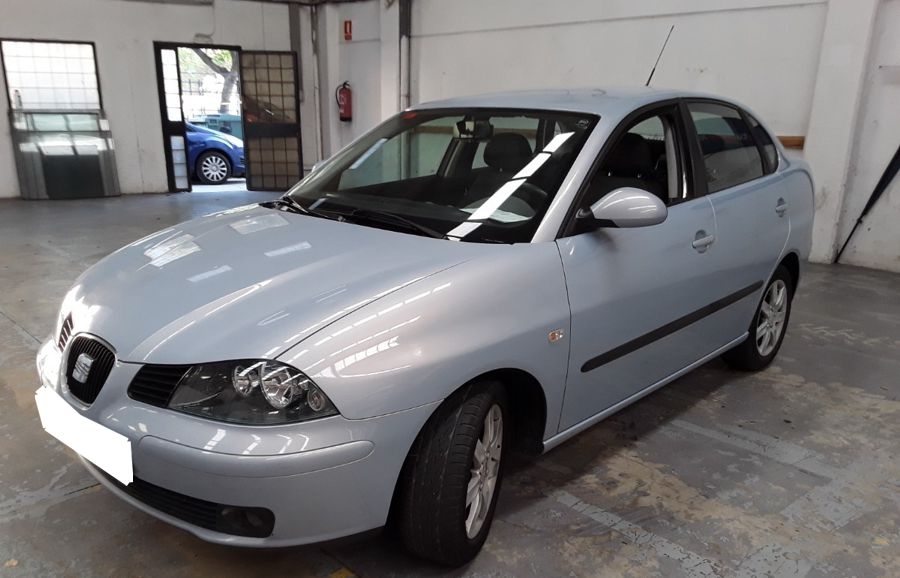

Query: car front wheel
397,381,507,566
196,151,232,184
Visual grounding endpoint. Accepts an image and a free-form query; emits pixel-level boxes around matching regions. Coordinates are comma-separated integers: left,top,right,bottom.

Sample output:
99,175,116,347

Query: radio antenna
646,25,675,86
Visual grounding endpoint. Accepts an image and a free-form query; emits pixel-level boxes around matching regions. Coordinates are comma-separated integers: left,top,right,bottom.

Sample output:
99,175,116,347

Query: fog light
218,505,275,538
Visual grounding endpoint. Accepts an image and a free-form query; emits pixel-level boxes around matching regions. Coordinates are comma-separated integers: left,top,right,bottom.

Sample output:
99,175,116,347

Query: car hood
220,133,243,148
61,204,480,364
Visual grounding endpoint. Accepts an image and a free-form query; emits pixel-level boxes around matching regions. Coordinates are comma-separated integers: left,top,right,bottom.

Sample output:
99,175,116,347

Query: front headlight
168,359,338,425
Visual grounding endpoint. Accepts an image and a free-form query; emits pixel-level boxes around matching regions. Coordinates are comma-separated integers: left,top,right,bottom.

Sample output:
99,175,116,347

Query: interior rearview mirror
454,119,493,140
576,187,667,228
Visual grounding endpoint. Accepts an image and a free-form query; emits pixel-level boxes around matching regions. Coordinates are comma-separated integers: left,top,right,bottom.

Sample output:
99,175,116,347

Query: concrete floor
1,192,898,577
191,177,249,194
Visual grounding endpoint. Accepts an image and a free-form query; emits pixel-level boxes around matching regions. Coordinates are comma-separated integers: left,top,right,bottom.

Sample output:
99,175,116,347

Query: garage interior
1,0,898,576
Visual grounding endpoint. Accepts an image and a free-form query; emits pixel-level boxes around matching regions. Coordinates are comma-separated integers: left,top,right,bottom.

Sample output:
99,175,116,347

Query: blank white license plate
35,386,133,485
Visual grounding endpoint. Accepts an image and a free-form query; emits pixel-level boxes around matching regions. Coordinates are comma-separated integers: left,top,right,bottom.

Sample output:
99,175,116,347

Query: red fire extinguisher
336,81,352,122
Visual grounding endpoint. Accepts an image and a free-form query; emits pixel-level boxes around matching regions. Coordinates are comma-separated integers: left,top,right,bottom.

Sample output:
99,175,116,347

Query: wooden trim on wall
778,135,805,149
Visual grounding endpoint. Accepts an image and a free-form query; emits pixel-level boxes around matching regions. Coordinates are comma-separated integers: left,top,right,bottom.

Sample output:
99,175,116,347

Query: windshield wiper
262,197,337,220
340,208,449,240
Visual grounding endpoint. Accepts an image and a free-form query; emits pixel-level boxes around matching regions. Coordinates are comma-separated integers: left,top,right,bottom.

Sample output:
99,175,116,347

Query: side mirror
576,187,667,228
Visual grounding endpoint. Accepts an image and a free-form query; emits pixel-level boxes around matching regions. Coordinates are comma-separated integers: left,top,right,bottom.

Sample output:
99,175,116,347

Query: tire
397,381,508,566
196,151,232,184
722,264,793,371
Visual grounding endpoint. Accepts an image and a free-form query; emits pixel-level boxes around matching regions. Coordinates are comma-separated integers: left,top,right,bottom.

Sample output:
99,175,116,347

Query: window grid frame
0,38,104,112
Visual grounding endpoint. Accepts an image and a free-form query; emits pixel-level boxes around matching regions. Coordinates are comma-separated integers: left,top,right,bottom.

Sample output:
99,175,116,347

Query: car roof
410,87,741,120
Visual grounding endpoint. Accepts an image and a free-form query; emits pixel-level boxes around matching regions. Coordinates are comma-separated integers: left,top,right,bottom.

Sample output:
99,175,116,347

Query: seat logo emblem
72,353,94,383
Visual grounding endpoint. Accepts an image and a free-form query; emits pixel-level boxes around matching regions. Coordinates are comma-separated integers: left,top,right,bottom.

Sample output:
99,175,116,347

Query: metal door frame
153,42,242,193
240,50,303,192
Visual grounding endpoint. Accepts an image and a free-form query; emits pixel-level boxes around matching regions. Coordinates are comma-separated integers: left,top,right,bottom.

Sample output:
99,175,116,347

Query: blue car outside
186,123,245,185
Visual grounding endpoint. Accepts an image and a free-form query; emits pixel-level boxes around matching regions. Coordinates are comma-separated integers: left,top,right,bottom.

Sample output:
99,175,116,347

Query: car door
556,104,724,431
682,101,790,341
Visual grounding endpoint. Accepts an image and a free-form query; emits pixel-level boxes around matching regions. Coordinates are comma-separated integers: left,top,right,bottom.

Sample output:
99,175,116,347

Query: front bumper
37,339,437,547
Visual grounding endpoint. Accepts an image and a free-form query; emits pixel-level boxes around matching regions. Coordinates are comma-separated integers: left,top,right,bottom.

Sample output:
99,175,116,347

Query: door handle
692,230,715,252
775,198,788,217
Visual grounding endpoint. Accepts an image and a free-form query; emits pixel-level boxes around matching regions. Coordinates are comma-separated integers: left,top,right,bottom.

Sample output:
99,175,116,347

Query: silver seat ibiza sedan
35,88,813,565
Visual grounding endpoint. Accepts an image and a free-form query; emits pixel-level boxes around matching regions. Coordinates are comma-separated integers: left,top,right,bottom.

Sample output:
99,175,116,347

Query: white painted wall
335,1,382,147
411,0,826,139
832,0,900,272
0,0,290,197
803,0,880,264
312,0,390,153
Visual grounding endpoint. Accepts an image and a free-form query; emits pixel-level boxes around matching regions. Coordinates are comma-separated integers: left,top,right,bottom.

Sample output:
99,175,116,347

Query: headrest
483,132,533,172
605,133,653,177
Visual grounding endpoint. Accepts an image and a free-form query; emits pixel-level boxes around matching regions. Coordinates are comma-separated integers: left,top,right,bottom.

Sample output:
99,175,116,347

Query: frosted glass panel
2,40,101,110
169,136,189,185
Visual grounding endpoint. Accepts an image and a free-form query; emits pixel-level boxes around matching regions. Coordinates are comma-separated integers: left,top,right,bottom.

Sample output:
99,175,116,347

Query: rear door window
687,102,763,194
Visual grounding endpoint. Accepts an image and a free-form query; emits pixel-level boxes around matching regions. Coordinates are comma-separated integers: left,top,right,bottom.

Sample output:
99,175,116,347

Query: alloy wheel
756,279,787,356
465,403,502,539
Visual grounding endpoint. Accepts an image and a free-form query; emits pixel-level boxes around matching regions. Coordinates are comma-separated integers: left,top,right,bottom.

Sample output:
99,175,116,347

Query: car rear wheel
397,381,507,566
197,151,232,185
722,264,793,371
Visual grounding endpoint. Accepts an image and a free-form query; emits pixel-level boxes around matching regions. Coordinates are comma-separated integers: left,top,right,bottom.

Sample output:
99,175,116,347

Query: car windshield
285,108,597,243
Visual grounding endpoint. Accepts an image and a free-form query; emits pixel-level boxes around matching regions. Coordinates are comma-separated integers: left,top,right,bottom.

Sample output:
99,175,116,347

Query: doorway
153,42,241,192
153,43,303,193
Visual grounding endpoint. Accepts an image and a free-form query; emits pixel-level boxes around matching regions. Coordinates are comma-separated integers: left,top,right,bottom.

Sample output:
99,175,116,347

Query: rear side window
746,113,778,173
687,103,763,194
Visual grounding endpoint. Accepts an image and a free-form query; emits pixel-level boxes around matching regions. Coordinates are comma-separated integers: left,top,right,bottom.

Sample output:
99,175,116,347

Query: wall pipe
398,0,411,110
310,4,325,162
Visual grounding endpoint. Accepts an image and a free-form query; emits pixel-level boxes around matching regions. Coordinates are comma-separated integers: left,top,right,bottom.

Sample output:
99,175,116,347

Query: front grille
128,364,190,407
65,336,115,405
58,314,73,350
100,472,274,538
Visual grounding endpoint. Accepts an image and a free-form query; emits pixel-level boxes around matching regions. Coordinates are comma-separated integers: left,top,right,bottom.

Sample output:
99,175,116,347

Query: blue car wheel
196,150,232,185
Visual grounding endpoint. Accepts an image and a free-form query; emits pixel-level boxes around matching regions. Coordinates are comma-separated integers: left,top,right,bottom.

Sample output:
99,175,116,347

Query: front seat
584,133,665,206
464,133,533,204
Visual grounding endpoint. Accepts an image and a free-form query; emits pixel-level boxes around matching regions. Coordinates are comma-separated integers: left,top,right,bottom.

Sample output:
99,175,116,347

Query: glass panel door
240,51,302,191
154,45,190,192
